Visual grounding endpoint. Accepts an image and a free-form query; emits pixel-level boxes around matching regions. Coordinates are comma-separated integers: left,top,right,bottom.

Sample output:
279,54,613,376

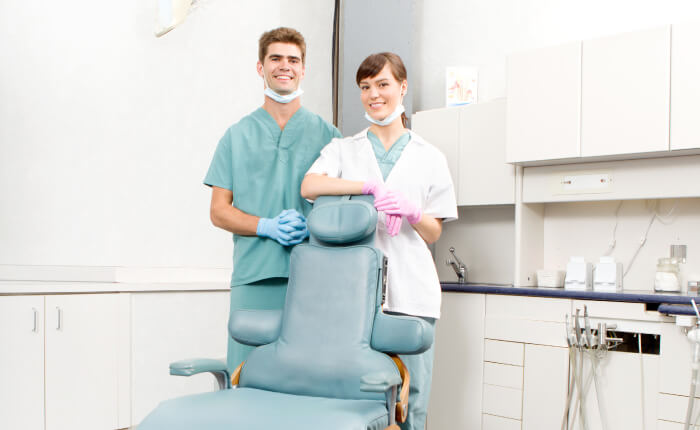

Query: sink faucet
446,247,467,284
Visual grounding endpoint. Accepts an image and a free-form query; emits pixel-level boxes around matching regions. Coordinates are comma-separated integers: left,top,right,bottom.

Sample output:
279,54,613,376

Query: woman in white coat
301,52,457,430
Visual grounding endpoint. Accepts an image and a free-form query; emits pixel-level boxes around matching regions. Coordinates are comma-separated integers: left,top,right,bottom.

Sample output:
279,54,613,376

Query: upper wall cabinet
671,21,700,151
581,25,671,157
411,107,461,200
506,25,687,165
413,100,515,206
459,99,514,205
506,41,582,163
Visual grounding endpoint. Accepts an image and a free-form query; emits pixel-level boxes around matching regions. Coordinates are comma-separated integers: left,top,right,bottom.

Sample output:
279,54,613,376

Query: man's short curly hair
258,27,306,64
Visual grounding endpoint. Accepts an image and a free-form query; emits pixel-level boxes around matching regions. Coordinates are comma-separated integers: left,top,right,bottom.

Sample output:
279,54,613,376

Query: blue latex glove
256,209,309,246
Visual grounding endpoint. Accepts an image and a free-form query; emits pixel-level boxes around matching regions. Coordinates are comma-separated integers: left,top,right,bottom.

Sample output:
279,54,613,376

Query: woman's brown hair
356,52,408,127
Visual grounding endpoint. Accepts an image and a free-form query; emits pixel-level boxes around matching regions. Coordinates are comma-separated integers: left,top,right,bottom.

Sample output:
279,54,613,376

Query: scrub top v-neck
366,130,411,180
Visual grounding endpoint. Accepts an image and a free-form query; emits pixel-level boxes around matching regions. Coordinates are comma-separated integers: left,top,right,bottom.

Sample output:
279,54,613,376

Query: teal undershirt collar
367,130,411,180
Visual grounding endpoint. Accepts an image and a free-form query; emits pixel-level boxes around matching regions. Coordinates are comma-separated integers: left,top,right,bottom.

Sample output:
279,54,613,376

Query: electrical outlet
555,171,613,195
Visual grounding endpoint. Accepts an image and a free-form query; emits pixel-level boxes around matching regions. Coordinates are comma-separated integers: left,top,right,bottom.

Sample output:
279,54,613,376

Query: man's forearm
210,203,260,236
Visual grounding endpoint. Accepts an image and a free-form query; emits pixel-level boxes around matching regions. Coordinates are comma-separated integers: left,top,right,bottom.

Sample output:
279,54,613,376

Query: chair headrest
307,196,377,244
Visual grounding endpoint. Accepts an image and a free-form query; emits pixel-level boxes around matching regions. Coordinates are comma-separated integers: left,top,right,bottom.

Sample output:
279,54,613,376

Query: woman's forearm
411,214,443,244
300,174,364,200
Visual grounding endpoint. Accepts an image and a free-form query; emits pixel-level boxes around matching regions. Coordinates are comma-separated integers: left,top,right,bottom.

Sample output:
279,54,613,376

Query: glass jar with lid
654,257,681,292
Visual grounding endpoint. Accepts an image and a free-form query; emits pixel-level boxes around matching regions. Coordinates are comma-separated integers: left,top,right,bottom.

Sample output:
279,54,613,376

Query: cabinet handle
56,306,62,330
32,307,38,333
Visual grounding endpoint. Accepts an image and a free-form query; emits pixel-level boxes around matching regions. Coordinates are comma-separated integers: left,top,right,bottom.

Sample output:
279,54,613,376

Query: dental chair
138,195,434,430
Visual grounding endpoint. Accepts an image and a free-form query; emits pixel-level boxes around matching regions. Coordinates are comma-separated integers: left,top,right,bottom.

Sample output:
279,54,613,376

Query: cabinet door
0,296,45,430
45,294,120,430
581,25,671,157
130,291,229,426
412,107,461,201
428,293,485,430
521,344,568,430
671,21,700,150
459,99,515,205
506,41,581,163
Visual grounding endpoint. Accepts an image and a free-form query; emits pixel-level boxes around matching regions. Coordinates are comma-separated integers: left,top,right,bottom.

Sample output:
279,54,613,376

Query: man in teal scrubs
204,27,341,371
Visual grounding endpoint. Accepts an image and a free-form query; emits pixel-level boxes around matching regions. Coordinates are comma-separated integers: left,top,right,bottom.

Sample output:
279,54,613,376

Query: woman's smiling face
358,64,406,121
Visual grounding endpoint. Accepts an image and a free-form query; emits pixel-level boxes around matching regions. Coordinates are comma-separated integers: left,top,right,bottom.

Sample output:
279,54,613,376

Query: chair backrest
238,195,396,401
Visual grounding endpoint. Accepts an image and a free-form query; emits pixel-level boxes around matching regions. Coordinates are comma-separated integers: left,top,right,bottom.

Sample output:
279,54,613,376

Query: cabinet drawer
486,295,570,322
658,419,685,430
483,384,522,420
483,413,522,430
485,317,567,347
658,392,700,424
572,299,666,322
484,339,524,366
483,362,523,390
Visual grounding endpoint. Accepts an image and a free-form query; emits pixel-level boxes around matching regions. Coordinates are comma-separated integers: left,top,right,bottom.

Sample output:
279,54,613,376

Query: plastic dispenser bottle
593,256,623,292
565,257,592,291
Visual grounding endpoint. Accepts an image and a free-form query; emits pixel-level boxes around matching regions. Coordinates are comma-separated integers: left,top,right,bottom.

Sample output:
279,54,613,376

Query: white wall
434,206,515,285
0,1,335,274
544,198,700,292
413,0,700,111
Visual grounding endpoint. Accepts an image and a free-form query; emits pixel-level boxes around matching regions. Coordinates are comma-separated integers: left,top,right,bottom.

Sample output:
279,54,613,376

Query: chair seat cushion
138,387,389,430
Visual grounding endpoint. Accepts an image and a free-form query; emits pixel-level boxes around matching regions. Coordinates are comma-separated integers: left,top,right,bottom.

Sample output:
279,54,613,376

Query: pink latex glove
385,214,402,236
362,180,402,236
361,180,390,200
374,191,422,225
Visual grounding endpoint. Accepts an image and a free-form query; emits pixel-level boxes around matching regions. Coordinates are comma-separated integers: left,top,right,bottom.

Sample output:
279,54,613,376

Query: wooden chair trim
231,361,244,386
389,354,410,423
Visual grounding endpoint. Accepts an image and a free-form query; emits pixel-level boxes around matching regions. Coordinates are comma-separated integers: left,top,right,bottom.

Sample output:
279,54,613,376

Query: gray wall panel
339,0,413,135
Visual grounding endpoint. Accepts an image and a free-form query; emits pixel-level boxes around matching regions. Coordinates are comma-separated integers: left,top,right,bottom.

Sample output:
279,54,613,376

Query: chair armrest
371,312,434,355
360,371,402,393
229,309,282,346
169,358,230,390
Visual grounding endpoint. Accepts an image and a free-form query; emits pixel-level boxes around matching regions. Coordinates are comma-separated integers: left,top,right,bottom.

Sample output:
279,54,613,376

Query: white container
593,256,623,292
536,270,566,288
565,257,592,290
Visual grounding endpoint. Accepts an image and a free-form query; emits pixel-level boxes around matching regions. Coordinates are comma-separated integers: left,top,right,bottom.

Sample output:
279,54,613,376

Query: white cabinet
483,295,570,428
428,292,485,430
413,100,515,206
507,25,677,164
0,293,127,430
412,107,461,200
460,99,515,205
671,21,700,151
130,291,229,426
581,25,671,157
0,296,45,430
44,294,123,430
506,41,582,163
522,344,568,430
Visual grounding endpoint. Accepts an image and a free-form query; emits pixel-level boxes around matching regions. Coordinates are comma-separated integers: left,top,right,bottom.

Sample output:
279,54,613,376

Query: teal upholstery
228,309,282,346
138,195,434,430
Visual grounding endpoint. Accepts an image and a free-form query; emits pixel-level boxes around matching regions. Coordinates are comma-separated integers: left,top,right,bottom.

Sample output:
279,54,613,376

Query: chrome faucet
446,247,467,284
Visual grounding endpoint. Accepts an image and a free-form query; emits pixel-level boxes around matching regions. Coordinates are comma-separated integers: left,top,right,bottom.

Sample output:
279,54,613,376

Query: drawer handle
32,307,38,333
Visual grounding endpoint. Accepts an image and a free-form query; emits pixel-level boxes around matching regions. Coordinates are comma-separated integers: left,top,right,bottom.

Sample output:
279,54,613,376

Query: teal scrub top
204,107,341,286
367,130,411,180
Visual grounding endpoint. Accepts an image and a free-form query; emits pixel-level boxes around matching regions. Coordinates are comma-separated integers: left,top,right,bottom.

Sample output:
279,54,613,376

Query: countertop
441,282,700,306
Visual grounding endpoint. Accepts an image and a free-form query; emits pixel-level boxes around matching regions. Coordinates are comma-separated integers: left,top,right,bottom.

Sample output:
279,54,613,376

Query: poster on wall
446,66,478,107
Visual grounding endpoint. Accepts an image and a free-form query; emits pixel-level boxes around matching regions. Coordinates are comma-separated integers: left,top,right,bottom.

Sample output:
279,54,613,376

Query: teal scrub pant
227,278,287,372
399,317,437,430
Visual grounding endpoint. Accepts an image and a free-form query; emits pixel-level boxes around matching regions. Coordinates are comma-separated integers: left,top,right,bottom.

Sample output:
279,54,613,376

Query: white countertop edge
0,281,231,295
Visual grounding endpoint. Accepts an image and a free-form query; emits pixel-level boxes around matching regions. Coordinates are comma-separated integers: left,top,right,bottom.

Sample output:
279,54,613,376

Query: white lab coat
306,129,458,318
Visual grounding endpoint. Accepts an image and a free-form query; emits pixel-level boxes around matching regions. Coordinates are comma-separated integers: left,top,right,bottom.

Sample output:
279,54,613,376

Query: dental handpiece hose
684,342,700,430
